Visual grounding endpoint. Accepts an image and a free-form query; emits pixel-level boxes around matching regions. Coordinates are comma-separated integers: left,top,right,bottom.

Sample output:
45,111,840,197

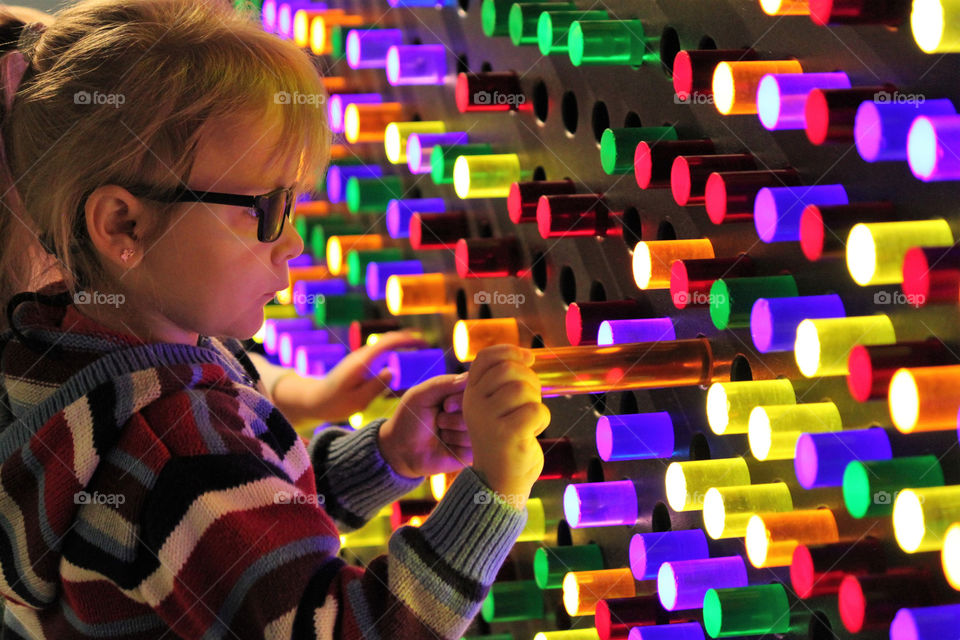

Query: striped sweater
0,283,527,639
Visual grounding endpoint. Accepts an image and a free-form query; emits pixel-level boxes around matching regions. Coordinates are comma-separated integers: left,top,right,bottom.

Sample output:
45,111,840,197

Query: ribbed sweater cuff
308,419,423,529
415,468,527,585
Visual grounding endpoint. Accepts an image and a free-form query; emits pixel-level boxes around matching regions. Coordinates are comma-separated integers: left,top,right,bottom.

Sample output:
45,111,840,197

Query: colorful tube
754,184,849,243
911,0,960,53
455,71,525,112
294,343,348,376
598,318,676,346
671,154,756,206
385,198,446,239
902,245,960,305
481,580,544,622
750,294,846,353
481,0,574,37
534,544,604,589
409,212,470,250
454,154,522,199
453,318,521,362
537,9,609,55
794,315,896,377
942,524,960,589
386,349,447,391
794,428,892,489
386,45,448,86
909,114,960,180
790,538,887,599
672,49,758,101
656,556,748,611
757,72,851,130
670,256,754,309
346,249,404,287
291,279,349,317
635,140,716,190
563,568,636,616
891,604,960,640
313,293,366,325
431,143,493,185
264,318,314,356
629,530,710,581
854,98,957,162
709,275,799,330
508,179,577,223
702,482,794,538
563,480,639,528
537,194,615,238
846,219,953,285
745,510,839,568
843,455,944,518
665,458,751,512
596,412,676,461
628,623,705,640
345,175,406,214
568,19,659,66
706,379,796,435
540,438,577,480
600,127,678,175
810,0,907,26
804,86,897,145
326,234,385,276
344,102,407,144
894,485,960,552
327,94,382,135
799,201,897,261
748,401,843,461
346,28,403,69
365,260,424,301
847,340,954,402
596,596,667,640
566,300,646,346
325,163,383,203
702,584,791,637
889,365,960,432
348,318,401,351
384,121,446,165
455,237,523,278
839,573,939,633
633,239,715,290
532,338,717,396
278,328,334,367
705,169,803,225
385,273,454,315
712,60,804,115
760,0,810,14
407,132,469,175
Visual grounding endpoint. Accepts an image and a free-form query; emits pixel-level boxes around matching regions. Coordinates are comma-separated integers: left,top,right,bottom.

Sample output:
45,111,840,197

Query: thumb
405,373,469,407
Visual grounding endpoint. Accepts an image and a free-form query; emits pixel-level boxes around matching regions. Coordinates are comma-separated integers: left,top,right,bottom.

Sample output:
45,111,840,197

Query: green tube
346,248,405,287
703,584,792,637
431,143,493,185
537,10,608,55
482,0,573,37
600,127,678,175
481,580,545,622
314,293,366,326
843,455,944,518
533,544,604,589
710,275,799,330
345,176,405,214
568,19,659,67
309,220,367,260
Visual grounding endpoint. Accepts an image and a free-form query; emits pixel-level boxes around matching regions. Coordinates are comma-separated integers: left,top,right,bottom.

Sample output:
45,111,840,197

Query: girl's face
109,115,306,344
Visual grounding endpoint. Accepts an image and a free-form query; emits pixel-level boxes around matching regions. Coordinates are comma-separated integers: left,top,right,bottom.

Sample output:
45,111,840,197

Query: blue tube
629,530,710,580
750,294,846,352
292,278,349,317
757,72,850,131
327,93,382,134
326,164,383,203
365,260,424,300
596,412,676,461
754,184,848,243
563,480,639,528
386,198,447,238
387,348,447,390
855,98,957,162
597,318,676,345
794,428,893,489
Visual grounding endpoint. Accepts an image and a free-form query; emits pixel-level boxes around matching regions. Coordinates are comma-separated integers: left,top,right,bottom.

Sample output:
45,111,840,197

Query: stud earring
120,248,135,263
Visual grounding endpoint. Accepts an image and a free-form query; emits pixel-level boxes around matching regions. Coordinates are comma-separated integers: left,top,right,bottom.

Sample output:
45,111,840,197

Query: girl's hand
378,373,471,479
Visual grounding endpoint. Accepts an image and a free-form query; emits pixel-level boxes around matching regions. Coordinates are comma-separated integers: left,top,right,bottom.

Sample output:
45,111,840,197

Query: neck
73,297,201,347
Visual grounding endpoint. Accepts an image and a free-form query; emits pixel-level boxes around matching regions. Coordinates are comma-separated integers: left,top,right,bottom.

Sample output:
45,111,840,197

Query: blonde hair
0,0,331,329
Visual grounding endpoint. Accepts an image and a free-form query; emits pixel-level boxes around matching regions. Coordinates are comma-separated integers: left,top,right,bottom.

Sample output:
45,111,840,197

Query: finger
486,379,542,418
447,445,473,466
359,331,430,360
468,345,533,389
439,428,472,448
499,401,551,437
437,411,466,431
406,374,469,407
477,360,541,399
355,368,393,402
443,392,465,413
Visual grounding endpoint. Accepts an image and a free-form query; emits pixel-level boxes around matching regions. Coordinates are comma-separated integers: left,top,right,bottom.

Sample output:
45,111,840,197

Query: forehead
190,113,299,191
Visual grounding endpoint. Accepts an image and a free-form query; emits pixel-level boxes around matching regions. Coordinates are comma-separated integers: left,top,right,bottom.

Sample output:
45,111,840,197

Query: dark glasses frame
120,184,299,243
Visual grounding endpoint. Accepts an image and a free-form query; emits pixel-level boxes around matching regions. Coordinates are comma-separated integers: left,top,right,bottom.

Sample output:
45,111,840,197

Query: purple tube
279,329,332,368
757,72,851,131
346,29,404,69
292,278,349,317
387,348,447,390
750,294,846,353
855,98,957,162
754,184,848,243
657,556,748,611
407,132,470,174
386,45,448,86
891,604,960,640
794,428,892,489
597,318,676,346
389,0,455,6
629,623,706,640
326,164,383,203
295,343,348,377
276,2,319,39
261,0,278,32
596,413,676,461
386,198,447,238
629,530,710,580
289,253,313,268
264,317,314,355
563,480,639,528
365,260,424,300
328,94,382,134
908,115,960,182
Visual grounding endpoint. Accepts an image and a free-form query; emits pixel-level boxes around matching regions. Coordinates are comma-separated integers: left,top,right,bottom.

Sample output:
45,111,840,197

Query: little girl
0,2,550,638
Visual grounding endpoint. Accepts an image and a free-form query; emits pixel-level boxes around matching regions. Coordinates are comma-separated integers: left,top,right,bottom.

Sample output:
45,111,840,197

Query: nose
273,212,305,264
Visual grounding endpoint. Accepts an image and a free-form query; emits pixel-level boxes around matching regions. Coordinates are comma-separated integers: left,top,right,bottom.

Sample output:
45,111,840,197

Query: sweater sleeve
136,442,526,640
307,419,424,532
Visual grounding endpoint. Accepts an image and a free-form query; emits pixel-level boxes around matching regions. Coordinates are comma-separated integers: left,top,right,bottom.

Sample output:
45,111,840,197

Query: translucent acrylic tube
563,480,639,527
748,402,842,461
793,428,892,489
893,485,960,552
629,529,710,580
745,510,839,567
888,365,960,432
794,315,896,377
665,458,751,511
702,482,794,538
596,412,676,461
846,219,953,286
563,568,636,616
656,556,748,611
702,584,791,637
706,379,796,436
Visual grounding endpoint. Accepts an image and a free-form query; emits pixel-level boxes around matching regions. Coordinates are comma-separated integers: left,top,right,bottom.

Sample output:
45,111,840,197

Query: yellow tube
894,485,960,553
748,402,842,461
706,379,797,436
453,318,521,362
385,273,455,315
794,315,896,377
912,0,960,53
702,482,794,539
845,219,952,286
384,121,447,164
453,154,522,198
665,458,751,511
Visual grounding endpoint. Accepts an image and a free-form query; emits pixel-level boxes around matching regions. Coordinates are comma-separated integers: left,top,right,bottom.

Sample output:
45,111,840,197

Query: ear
83,185,151,269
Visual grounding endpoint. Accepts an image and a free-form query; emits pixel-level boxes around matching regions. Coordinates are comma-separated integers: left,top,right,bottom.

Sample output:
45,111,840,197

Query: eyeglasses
122,184,298,243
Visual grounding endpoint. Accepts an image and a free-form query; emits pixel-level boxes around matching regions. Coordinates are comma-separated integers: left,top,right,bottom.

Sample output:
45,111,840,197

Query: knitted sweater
0,283,527,639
